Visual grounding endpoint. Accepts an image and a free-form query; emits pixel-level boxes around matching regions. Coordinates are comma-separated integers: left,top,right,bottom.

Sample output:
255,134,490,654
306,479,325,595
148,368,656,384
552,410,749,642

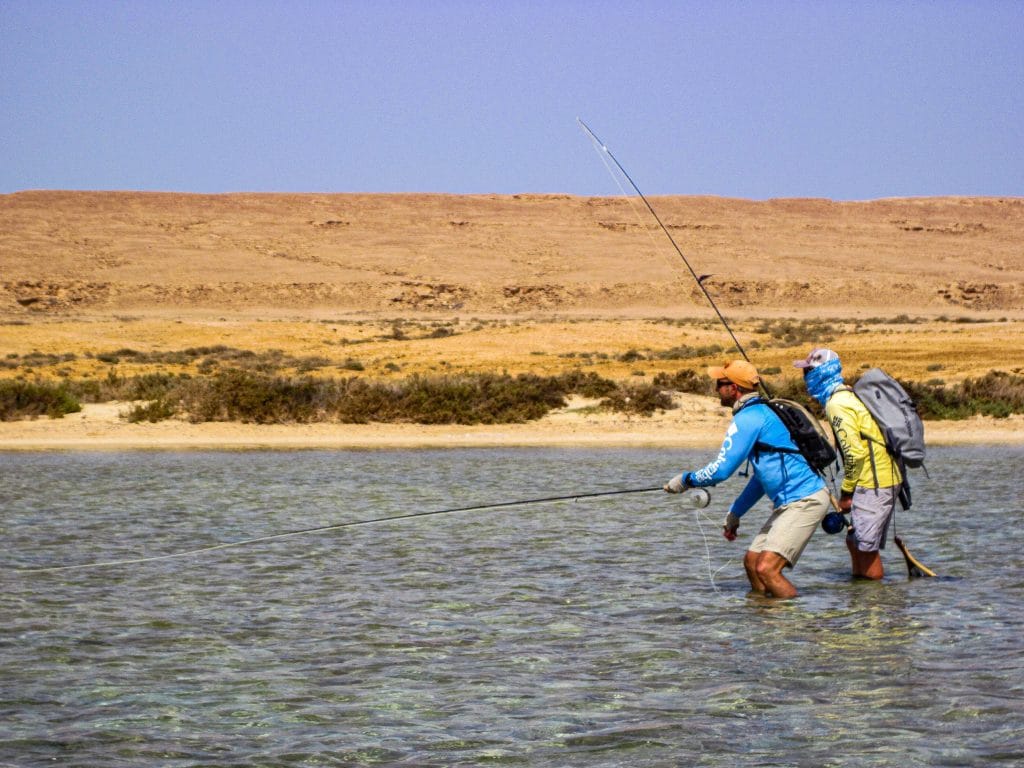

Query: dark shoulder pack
852,368,926,469
754,397,838,473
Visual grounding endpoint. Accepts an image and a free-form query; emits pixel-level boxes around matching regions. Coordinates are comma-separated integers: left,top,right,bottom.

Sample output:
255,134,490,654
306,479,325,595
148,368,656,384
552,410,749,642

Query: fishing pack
748,397,838,473
852,368,926,469
852,367,926,509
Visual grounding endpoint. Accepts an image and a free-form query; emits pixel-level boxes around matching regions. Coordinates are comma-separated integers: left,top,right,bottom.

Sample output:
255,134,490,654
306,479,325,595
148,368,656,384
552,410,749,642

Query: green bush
654,344,724,360
125,398,178,423
178,369,335,424
122,373,183,401
31,366,1024,426
652,369,708,395
599,383,675,415
618,349,645,363
552,370,618,398
902,371,1024,420
0,380,81,420
387,373,568,424
168,370,587,425
754,318,838,347
65,372,188,403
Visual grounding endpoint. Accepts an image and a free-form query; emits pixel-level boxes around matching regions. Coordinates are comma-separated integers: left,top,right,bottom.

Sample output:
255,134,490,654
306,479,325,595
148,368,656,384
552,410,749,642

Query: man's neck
732,391,761,412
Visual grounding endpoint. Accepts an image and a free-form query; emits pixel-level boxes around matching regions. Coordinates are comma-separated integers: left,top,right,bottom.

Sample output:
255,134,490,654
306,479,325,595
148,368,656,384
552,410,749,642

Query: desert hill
2,191,1023,449
2,191,1021,318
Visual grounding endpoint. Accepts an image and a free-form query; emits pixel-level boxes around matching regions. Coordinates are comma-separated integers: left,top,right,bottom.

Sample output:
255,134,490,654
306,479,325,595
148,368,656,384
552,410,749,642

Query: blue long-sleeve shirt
685,394,826,517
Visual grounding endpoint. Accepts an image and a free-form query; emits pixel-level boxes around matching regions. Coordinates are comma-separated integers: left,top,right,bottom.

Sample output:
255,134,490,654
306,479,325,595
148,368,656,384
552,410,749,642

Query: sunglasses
715,379,734,389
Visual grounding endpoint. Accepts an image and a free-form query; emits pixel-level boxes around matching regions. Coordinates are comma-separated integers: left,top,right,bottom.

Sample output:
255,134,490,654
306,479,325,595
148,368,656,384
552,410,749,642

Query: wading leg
754,551,798,599
744,550,767,595
847,535,884,580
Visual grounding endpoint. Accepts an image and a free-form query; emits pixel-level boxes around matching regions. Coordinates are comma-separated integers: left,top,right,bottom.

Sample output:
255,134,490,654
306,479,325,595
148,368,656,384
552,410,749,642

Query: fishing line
693,509,720,594
693,508,736,595
581,124,678,273
13,486,665,575
579,120,851,588
577,118,754,366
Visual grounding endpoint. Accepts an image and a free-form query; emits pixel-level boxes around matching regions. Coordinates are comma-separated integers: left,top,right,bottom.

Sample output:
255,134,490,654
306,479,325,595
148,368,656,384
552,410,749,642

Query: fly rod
13,485,710,574
577,118,756,371
578,121,937,576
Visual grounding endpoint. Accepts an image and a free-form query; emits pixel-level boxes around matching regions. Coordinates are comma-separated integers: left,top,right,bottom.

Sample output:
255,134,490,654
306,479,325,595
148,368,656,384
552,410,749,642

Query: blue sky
2,1,1021,199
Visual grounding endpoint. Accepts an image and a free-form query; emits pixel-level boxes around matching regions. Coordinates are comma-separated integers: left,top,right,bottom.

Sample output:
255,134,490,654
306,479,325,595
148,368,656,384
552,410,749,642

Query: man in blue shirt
665,360,830,598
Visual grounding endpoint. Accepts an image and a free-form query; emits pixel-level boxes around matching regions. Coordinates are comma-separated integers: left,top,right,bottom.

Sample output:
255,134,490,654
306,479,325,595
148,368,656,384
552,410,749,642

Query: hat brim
707,364,758,389
707,365,728,380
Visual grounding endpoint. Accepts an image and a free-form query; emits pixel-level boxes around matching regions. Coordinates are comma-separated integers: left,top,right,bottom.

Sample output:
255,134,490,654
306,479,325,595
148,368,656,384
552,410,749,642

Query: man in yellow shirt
795,348,901,580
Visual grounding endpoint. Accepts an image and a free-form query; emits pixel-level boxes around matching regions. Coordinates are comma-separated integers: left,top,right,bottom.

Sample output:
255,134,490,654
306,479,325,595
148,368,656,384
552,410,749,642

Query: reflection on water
2,446,1022,766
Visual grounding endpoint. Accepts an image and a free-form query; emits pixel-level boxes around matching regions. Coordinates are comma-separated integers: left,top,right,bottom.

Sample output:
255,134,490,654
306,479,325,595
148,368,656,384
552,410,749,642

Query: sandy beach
2,399,1022,452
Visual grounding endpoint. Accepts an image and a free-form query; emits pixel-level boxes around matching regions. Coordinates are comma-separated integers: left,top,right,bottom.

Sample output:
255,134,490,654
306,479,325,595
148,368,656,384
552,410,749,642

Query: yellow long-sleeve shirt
825,388,902,494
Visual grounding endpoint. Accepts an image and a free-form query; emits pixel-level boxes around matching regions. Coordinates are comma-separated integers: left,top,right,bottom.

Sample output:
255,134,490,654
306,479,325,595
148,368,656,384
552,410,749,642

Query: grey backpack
852,368,926,469
852,368,926,510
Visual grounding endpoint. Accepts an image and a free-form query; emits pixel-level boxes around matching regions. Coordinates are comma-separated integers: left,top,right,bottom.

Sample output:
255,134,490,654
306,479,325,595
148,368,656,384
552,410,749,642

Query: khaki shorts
748,488,831,567
847,485,898,552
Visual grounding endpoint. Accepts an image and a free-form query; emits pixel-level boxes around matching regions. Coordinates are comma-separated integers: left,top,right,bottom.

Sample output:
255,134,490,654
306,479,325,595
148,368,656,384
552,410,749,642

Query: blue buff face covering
805,357,844,406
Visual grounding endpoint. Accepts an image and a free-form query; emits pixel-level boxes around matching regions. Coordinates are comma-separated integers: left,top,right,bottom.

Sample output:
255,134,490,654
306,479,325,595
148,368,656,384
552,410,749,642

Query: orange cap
707,360,760,390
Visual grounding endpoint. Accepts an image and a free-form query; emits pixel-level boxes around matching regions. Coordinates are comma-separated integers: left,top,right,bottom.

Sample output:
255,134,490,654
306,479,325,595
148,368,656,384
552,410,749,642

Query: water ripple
2,446,1022,766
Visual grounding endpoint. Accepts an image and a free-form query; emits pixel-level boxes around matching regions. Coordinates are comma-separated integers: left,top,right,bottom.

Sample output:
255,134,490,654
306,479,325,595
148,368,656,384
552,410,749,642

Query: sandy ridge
3,191,1023,317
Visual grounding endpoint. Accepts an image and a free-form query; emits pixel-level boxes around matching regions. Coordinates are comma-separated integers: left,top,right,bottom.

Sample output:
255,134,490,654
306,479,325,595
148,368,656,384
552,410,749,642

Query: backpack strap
862,433,881,490
752,442,801,457
835,384,885,489
745,397,807,466
734,394,764,412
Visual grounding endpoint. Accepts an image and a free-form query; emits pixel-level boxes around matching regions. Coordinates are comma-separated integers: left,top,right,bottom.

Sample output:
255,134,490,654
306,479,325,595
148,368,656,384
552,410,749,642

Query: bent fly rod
577,118,754,367
14,485,708,574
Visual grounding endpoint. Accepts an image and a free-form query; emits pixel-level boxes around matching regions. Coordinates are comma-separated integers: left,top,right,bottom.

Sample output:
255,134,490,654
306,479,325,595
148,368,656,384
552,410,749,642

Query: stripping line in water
13,485,694,574
693,508,736,595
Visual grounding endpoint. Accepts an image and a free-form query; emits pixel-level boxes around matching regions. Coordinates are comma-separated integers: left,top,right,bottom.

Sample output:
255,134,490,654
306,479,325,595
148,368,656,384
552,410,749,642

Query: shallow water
2,446,1022,767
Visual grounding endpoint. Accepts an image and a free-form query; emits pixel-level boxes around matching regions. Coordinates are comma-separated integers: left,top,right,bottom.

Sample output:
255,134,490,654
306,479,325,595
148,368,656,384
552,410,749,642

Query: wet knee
754,558,783,581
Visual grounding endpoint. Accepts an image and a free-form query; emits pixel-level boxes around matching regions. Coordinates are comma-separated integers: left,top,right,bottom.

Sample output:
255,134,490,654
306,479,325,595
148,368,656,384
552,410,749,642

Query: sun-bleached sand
2,399,1021,452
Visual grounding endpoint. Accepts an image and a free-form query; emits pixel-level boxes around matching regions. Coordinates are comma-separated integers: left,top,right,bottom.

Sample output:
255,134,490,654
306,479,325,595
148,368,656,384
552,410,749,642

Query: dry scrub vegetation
1,192,1021,432
2,315,1022,425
